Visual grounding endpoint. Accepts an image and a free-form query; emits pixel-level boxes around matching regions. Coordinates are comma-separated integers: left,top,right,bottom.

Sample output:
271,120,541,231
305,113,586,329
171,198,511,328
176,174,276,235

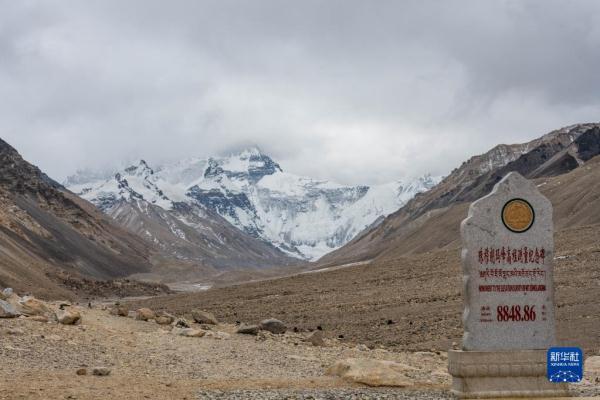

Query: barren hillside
0,138,157,299
320,124,600,266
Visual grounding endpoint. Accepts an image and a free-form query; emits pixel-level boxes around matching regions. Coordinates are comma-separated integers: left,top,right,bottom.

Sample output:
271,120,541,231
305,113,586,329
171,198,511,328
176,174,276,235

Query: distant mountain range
4,122,599,299
66,147,439,261
320,122,600,265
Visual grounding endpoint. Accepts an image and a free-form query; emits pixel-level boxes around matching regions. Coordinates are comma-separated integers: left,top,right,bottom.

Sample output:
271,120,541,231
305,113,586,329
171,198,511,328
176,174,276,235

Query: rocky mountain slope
0,138,157,299
130,155,600,358
320,123,600,265
63,159,300,274
67,148,438,260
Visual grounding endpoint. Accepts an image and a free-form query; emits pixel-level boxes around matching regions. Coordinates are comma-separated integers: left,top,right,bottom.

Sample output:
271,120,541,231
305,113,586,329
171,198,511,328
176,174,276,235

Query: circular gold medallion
502,198,535,233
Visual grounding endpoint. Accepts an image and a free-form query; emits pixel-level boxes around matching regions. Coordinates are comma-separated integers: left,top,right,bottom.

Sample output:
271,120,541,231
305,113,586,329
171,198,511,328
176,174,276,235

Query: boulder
259,318,286,334
18,296,52,316
92,367,111,376
57,309,81,325
326,358,415,387
175,318,190,328
172,327,206,337
0,288,13,300
236,324,259,335
0,299,20,318
135,308,156,321
109,305,129,317
305,330,325,346
76,368,87,376
29,315,49,323
155,312,175,325
191,310,218,325
205,331,231,340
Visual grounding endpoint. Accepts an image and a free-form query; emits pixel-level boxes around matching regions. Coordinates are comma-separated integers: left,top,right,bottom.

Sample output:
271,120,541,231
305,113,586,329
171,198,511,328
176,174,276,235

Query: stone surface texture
460,172,556,351
448,350,569,398
450,172,568,399
326,358,415,387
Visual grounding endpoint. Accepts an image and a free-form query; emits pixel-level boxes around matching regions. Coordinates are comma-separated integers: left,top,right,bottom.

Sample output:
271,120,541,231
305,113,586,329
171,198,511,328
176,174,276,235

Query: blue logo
547,347,583,383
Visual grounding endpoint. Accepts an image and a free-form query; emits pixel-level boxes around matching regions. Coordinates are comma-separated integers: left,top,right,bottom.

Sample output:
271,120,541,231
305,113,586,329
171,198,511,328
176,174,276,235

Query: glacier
66,147,440,261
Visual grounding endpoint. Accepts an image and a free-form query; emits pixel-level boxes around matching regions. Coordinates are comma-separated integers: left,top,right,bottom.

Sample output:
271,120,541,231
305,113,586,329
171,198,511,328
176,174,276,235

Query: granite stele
448,172,569,398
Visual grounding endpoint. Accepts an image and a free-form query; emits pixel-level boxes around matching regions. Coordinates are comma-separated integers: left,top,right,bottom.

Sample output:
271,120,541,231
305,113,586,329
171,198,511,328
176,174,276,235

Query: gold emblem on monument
502,198,535,233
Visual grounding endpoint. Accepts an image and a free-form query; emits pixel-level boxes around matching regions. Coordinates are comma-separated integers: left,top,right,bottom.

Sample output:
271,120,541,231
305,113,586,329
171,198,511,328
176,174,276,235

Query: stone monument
448,172,569,398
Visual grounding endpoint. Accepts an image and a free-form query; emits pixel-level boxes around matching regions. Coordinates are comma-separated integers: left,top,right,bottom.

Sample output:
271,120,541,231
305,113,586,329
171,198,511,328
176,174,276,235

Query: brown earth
0,138,158,299
2,304,598,399
130,221,600,356
0,305,451,399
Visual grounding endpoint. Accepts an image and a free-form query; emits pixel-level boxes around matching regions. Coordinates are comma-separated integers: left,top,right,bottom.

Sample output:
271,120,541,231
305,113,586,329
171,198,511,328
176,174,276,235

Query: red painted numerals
496,305,536,322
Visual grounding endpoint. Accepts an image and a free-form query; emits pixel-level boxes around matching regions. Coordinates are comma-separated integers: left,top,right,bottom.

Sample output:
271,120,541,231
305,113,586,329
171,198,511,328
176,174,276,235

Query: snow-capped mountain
66,147,440,260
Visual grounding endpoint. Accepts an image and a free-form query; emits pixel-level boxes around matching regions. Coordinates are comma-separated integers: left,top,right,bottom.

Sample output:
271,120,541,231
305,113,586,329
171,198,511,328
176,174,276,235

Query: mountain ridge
320,122,600,266
67,147,439,260
0,137,158,298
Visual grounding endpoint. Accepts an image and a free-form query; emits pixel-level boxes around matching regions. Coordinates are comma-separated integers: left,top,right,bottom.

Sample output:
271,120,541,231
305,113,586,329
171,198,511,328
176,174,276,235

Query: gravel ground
196,389,453,400
1,303,598,399
0,305,450,399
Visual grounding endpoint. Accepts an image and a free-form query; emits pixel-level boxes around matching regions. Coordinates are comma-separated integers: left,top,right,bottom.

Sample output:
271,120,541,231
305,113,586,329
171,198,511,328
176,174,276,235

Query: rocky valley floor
130,223,600,356
1,299,599,399
0,304,454,399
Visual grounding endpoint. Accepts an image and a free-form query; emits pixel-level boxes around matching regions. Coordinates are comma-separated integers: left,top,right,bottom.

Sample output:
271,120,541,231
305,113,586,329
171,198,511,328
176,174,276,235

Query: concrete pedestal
448,350,570,398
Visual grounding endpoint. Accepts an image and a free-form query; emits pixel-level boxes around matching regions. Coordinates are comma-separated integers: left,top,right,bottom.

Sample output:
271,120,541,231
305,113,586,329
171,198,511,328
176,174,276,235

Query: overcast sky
1,0,599,185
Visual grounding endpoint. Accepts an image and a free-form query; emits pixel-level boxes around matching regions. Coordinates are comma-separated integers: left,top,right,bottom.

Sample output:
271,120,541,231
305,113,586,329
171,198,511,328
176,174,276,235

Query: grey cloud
0,0,599,185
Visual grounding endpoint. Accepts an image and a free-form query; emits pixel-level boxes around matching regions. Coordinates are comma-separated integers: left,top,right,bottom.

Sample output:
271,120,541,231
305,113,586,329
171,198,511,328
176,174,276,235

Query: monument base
448,350,570,398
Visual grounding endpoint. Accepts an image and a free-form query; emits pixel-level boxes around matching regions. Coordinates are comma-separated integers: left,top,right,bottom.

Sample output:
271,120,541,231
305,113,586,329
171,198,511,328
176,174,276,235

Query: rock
76,368,87,376
0,299,20,318
58,302,72,309
306,330,325,346
6,328,25,335
135,308,156,321
259,318,286,334
29,315,49,323
172,327,206,337
109,305,129,317
191,310,218,325
57,309,81,325
460,172,556,350
92,367,111,376
205,331,231,340
236,324,259,335
175,318,190,328
155,312,175,325
18,296,52,316
0,288,13,300
326,358,415,387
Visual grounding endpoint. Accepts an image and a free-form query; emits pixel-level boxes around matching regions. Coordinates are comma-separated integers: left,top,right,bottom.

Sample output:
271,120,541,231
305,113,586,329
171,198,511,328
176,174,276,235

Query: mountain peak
203,146,283,181
236,146,264,158
124,159,154,176
0,137,19,156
